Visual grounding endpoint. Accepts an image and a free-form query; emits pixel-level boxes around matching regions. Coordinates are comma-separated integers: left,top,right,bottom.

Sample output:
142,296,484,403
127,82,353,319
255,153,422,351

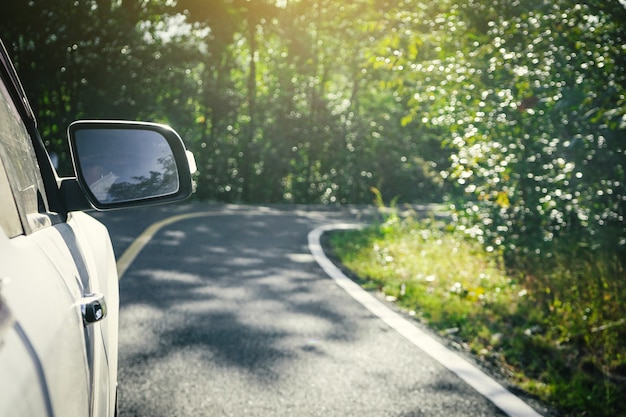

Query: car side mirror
62,120,196,211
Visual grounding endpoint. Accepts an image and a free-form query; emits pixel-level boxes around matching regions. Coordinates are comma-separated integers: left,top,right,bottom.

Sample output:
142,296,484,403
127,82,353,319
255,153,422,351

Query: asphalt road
94,203,533,417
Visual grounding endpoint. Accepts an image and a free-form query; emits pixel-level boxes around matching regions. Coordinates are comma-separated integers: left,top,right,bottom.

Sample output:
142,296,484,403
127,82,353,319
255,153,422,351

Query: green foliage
0,0,201,175
369,2,623,276
0,0,446,203
365,0,626,261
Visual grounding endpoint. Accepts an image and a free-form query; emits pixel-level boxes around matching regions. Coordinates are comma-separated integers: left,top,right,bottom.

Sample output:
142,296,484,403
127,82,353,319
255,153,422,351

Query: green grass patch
327,214,626,417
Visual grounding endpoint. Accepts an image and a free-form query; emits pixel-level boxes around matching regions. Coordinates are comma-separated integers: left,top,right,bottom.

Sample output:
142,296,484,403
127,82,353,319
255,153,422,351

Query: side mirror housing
61,120,196,211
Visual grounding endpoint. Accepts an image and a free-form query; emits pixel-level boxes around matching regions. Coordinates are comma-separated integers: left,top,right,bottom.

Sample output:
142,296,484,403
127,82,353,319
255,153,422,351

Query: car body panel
0,227,91,417
0,322,51,417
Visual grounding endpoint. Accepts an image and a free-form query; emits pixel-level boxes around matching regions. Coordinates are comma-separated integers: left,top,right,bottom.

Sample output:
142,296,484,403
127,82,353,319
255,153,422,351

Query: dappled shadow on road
118,210,362,381
116,206,507,417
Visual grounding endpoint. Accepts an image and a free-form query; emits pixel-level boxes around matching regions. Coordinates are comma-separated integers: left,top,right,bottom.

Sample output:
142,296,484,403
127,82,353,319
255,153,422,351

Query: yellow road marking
116,212,214,279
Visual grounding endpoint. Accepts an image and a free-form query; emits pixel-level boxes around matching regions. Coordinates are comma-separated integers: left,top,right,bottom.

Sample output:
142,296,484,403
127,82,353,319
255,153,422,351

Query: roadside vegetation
329,192,625,417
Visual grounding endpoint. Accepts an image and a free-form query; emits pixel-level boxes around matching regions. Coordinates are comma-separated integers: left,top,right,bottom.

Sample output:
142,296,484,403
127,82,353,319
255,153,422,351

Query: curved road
94,203,544,417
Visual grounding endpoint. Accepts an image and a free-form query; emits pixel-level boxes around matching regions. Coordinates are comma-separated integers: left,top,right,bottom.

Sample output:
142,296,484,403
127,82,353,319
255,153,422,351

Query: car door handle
81,293,107,325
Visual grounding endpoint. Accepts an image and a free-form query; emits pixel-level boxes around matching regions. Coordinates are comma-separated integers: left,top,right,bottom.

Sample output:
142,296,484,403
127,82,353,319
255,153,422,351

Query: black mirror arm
59,178,94,212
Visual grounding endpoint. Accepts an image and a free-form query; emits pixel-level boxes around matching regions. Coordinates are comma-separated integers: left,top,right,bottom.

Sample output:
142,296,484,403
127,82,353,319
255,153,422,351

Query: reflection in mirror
74,129,179,204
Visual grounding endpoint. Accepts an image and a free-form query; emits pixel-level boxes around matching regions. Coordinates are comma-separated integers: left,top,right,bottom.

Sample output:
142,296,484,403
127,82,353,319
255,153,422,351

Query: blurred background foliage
4,0,622,220
2,0,625,413
0,0,452,205
3,0,622,270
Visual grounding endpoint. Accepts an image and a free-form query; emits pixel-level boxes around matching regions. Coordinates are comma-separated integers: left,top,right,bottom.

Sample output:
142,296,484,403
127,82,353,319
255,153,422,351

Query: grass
327,211,626,417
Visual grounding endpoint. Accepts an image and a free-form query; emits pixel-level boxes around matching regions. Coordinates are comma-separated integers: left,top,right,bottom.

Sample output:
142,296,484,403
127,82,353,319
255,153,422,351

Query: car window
0,154,22,238
0,75,51,235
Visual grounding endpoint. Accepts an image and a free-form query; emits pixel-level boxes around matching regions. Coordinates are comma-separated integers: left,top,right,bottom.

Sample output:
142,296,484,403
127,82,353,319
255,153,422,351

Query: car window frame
0,39,69,235
0,57,58,237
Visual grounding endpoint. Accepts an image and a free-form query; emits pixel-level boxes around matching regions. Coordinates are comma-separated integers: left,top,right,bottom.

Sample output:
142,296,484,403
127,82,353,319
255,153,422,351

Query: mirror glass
74,128,179,204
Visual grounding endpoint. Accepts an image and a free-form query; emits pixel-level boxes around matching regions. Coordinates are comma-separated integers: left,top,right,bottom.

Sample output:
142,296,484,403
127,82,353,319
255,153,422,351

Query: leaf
495,191,510,208
401,114,414,127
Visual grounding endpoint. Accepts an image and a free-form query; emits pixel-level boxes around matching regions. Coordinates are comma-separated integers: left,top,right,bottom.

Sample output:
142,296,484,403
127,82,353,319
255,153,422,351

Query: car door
0,151,53,417
0,56,103,416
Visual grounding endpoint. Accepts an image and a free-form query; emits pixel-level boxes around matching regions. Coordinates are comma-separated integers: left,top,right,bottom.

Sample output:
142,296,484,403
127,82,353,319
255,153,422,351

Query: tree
0,0,188,175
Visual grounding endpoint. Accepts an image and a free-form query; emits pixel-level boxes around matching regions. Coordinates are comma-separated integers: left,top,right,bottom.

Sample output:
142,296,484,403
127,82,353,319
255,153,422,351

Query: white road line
308,224,543,417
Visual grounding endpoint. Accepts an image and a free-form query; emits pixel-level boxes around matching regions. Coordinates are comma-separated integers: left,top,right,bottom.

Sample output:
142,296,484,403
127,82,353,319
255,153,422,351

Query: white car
0,38,195,417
